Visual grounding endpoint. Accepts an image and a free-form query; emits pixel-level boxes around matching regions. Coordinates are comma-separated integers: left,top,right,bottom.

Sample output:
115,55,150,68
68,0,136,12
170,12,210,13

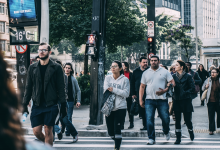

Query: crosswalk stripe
52,144,220,148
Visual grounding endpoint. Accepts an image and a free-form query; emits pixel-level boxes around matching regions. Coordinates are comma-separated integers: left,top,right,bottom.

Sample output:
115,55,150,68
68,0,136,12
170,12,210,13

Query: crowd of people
1,42,220,150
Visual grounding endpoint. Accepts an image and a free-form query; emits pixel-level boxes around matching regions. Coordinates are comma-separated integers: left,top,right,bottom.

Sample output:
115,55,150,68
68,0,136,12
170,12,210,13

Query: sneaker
147,139,155,145
140,126,147,131
165,133,170,141
57,132,63,140
73,135,78,143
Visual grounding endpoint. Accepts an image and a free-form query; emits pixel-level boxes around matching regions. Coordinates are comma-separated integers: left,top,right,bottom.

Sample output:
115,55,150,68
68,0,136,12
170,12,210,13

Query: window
0,22,5,33
0,40,6,51
5,6,8,15
0,3,4,14
6,25,9,33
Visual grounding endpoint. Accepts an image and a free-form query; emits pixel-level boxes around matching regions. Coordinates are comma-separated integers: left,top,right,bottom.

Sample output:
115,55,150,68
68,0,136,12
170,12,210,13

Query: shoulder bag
101,94,116,117
201,78,210,101
130,98,139,116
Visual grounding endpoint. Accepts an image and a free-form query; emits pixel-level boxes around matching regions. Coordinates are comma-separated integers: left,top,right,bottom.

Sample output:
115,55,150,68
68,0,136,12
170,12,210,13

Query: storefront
200,39,220,71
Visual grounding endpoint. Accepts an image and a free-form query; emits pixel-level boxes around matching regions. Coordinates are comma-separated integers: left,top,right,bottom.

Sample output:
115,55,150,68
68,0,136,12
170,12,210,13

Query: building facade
0,0,15,57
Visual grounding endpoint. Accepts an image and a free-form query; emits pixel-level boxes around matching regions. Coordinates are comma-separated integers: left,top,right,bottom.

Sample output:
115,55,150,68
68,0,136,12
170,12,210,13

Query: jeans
65,101,74,134
62,115,78,137
145,99,170,141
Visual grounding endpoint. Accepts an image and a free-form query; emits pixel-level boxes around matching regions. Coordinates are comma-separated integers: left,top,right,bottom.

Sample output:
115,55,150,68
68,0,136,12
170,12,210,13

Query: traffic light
147,37,155,52
86,33,97,56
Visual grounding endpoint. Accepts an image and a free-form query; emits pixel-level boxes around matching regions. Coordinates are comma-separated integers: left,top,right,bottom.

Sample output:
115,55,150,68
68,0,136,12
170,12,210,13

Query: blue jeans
62,115,78,137
145,99,170,141
65,101,75,135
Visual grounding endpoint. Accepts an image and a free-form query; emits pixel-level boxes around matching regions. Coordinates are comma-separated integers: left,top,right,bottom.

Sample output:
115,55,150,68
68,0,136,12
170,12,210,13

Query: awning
203,52,220,55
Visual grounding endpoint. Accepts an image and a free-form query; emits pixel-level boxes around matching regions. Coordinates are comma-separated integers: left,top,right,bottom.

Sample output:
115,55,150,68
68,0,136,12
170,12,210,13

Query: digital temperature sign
10,26,39,45
8,0,37,24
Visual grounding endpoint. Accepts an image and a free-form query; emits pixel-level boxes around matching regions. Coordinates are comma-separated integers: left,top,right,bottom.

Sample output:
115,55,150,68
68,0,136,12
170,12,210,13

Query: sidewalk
22,96,220,138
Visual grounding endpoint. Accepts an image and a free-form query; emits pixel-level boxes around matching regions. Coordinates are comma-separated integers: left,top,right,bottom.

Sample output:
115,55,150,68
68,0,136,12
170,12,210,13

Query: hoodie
104,74,130,111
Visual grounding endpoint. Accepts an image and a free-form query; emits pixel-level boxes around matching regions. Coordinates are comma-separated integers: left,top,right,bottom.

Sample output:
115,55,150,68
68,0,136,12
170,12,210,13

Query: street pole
195,0,198,69
40,0,49,43
89,0,107,125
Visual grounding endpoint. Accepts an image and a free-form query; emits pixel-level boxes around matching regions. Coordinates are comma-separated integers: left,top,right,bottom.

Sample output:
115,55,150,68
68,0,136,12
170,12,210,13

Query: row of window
0,22,9,33
0,3,8,15
0,40,5,51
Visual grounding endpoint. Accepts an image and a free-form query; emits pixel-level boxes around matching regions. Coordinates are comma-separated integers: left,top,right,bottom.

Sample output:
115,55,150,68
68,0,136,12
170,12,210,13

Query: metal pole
40,0,49,43
195,0,198,69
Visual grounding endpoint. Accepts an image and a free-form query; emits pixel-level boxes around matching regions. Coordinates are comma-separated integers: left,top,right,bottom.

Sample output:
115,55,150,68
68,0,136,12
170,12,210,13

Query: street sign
148,29,154,37
148,21,154,29
148,53,154,59
15,45,28,54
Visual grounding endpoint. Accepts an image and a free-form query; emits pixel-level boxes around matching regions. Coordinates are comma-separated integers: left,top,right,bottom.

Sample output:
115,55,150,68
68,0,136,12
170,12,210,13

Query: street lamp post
195,0,198,70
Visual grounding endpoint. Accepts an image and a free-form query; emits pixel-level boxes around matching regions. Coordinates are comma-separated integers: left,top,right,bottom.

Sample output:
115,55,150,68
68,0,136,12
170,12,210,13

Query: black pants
106,109,126,137
137,95,146,127
174,111,193,130
207,102,220,132
126,97,134,123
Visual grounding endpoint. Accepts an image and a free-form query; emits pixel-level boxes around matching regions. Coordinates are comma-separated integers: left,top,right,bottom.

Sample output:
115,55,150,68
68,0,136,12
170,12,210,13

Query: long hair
212,68,220,78
177,60,188,73
64,62,74,76
122,61,130,72
113,60,124,75
197,64,205,73
0,52,26,150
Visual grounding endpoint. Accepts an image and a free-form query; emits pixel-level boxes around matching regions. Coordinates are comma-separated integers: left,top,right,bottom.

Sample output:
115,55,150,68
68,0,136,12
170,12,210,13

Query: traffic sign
148,29,154,37
148,53,154,59
148,21,154,29
15,45,28,54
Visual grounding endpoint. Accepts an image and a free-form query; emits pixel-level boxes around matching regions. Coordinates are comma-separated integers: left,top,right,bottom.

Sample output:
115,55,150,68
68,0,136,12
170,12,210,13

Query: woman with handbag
202,68,220,135
172,60,195,144
197,64,209,106
103,60,130,150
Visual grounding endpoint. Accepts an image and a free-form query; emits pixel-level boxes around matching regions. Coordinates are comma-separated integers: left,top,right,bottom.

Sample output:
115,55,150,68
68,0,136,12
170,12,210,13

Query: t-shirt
39,63,48,105
124,71,130,80
67,75,74,101
141,66,173,100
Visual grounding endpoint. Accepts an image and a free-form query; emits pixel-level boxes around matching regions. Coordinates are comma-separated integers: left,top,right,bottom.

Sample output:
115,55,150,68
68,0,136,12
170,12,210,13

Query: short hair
185,62,192,67
139,56,147,62
64,62,74,75
163,65,168,70
39,43,51,51
150,55,159,61
55,60,63,67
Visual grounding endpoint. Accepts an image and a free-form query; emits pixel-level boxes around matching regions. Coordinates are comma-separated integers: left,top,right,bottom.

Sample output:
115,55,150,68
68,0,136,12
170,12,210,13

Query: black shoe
65,133,70,136
57,132,63,140
188,129,194,141
61,126,65,133
128,123,134,129
201,101,204,106
140,127,147,131
174,132,181,144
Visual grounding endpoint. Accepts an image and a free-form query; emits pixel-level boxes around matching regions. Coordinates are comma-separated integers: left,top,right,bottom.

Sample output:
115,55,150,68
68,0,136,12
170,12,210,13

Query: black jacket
197,70,209,85
172,73,195,101
23,60,66,106
130,67,148,96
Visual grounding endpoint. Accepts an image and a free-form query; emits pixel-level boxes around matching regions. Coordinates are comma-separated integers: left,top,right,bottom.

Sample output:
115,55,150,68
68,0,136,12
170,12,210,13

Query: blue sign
8,0,36,23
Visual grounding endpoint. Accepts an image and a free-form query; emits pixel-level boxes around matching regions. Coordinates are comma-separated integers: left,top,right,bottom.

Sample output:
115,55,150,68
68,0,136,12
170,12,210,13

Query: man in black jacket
130,57,149,130
23,43,67,146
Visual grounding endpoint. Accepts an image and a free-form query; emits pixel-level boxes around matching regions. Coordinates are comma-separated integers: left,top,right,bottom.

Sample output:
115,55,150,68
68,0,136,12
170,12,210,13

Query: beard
40,53,49,60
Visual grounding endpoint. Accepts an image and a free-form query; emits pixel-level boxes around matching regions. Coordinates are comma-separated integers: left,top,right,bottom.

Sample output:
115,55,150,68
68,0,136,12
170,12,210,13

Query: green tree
53,39,79,54
165,24,197,61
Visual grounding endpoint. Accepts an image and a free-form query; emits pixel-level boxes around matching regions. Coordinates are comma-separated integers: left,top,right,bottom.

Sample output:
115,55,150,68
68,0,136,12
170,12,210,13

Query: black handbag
101,90,112,107
130,98,139,116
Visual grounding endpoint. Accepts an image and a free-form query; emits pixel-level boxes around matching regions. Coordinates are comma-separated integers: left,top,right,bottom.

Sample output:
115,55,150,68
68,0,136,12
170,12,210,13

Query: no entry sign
15,45,28,54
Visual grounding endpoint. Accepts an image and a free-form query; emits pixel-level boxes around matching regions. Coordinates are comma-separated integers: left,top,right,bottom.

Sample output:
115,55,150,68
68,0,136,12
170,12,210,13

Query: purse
130,98,139,116
168,101,173,116
101,94,116,117
201,78,210,101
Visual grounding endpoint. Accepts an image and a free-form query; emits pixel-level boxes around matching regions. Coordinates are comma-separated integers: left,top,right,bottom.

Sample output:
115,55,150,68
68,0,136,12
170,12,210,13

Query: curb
23,127,187,138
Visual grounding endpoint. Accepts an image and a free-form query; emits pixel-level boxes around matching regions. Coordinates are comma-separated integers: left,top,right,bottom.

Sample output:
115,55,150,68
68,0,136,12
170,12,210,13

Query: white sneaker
73,135,78,143
165,133,170,141
147,139,155,145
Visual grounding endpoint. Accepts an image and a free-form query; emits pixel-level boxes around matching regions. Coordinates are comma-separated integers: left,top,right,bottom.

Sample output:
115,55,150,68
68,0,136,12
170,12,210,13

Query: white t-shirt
141,66,173,100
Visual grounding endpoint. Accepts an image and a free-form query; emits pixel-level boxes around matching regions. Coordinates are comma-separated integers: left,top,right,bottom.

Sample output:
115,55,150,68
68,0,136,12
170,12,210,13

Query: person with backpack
103,60,130,150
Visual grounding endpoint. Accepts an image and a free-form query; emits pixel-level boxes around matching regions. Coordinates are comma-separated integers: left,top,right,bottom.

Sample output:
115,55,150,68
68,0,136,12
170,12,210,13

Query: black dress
172,73,195,112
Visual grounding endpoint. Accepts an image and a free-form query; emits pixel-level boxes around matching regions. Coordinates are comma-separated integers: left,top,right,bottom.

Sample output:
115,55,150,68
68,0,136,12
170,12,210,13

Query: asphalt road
25,135,220,150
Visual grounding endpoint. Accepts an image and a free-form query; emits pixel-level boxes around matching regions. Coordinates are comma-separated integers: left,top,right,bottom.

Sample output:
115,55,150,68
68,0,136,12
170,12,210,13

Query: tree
165,24,197,61
169,37,203,62
53,39,79,54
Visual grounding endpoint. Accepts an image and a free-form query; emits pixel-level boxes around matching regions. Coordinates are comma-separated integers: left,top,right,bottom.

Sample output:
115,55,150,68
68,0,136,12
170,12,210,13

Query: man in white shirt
139,55,175,145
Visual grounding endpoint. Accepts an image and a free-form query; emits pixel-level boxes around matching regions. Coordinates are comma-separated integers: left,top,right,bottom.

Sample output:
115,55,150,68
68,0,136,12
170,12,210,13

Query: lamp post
195,0,198,70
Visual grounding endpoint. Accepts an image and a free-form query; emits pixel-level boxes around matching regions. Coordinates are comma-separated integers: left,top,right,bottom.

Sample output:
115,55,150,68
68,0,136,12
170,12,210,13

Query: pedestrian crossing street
24,135,220,149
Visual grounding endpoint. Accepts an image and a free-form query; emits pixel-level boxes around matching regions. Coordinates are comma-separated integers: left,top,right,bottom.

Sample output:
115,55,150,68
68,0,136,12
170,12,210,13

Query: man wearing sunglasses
23,43,67,146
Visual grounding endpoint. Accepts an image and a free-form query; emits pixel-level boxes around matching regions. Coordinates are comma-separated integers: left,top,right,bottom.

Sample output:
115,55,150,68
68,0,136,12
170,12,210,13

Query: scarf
176,71,186,80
